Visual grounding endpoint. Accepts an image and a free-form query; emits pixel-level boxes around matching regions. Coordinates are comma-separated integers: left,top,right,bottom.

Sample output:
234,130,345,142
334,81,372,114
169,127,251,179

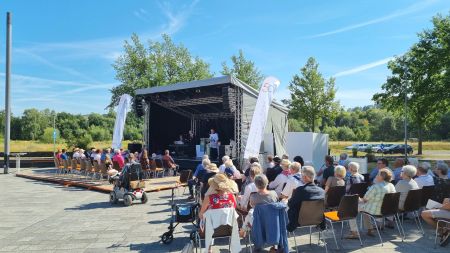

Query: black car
383,144,413,154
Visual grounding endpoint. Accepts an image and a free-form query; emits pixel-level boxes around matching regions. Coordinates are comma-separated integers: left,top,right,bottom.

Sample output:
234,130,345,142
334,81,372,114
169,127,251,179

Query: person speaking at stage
209,128,219,160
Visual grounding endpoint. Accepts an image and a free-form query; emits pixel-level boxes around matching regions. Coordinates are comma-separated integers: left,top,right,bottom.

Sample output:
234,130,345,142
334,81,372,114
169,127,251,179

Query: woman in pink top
112,149,125,169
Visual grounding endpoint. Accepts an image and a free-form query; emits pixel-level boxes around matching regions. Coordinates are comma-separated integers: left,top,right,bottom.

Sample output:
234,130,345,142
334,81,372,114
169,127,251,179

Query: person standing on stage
209,128,219,160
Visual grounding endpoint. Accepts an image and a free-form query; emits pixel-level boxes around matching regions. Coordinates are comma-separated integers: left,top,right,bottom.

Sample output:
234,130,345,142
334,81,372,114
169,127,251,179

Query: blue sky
0,0,449,115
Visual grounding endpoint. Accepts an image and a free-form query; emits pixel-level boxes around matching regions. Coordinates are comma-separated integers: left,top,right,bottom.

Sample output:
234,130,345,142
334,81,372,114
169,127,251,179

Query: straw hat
208,173,235,192
207,163,219,173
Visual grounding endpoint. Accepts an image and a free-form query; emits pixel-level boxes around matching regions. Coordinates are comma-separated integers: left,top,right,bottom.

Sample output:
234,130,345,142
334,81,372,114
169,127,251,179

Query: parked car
345,144,359,150
383,144,413,154
372,143,394,153
357,144,372,152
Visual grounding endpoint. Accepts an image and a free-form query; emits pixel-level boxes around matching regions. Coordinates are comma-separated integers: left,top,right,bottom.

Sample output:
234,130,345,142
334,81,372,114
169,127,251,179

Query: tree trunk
417,123,423,155
311,117,315,132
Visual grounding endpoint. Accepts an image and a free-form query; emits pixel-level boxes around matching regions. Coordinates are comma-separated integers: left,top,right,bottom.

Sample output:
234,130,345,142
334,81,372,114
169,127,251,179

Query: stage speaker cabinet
134,97,145,117
128,143,143,154
222,86,236,112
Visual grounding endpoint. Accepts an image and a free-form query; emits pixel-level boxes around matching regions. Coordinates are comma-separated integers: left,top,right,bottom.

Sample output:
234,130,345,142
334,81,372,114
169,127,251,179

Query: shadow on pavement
65,201,127,210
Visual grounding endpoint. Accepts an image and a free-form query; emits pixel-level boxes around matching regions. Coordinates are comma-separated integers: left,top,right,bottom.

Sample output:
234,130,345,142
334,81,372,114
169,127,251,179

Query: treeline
0,109,143,148
288,106,450,142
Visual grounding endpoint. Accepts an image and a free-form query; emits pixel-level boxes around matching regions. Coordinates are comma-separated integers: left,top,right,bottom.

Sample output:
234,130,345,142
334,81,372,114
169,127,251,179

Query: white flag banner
112,94,132,149
244,76,280,159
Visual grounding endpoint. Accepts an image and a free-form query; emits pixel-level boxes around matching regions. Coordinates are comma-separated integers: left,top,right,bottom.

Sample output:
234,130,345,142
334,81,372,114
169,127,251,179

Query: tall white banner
244,76,280,159
112,94,132,149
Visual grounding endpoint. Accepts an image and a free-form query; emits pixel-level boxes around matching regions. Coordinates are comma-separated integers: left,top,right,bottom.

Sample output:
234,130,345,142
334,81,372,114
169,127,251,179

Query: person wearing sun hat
200,164,220,198
199,173,237,219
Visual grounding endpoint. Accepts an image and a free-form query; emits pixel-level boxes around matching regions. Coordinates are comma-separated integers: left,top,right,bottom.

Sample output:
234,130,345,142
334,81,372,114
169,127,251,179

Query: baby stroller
109,163,148,206
161,187,199,244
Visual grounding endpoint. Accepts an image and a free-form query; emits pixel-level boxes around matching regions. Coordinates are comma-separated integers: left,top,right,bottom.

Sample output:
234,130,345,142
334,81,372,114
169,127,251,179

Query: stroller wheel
123,195,133,206
161,232,173,244
141,192,148,204
109,191,118,204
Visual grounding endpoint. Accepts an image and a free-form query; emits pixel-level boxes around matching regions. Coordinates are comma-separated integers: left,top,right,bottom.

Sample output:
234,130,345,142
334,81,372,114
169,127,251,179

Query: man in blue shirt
369,158,389,182
187,156,210,200
392,158,405,182
60,149,69,160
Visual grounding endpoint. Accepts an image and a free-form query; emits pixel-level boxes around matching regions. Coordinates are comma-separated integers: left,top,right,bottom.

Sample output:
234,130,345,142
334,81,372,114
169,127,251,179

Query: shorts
430,209,450,220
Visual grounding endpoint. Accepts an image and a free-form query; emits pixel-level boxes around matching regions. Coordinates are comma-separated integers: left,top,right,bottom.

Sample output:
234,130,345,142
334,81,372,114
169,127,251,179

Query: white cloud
306,0,438,38
333,57,394,78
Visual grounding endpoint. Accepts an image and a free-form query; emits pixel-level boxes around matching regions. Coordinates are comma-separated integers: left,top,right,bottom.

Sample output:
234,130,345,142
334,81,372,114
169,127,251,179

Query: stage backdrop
244,77,280,159
112,94,132,149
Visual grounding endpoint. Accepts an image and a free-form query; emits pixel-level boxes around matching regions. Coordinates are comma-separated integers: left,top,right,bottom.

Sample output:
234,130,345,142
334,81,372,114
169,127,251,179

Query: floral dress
208,193,237,209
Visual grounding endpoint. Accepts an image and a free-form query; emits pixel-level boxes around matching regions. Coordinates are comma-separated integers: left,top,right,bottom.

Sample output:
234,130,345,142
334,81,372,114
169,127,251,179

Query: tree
373,14,450,154
110,34,213,107
221,49,264,89
285,57,338,132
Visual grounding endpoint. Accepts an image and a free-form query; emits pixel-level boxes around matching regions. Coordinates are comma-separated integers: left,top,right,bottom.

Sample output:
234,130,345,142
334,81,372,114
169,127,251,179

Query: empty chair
291,199,328,253
150,160,164,178
63,159,71,175
324,194,362,249
325,186,346,209
361,192,404,245
348,183,368,198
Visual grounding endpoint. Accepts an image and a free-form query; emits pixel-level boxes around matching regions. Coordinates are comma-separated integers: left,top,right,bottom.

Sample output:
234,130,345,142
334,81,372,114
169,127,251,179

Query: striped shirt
363,181,396,215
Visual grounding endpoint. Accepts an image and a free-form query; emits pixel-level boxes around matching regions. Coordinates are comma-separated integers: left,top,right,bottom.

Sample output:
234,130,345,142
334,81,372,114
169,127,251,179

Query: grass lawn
0,140,133,152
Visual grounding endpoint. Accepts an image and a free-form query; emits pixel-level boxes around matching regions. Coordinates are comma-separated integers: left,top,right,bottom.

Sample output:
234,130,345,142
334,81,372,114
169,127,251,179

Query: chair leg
327,220,339,249
414,211,425,234
319,229,328,253
393,214,404,242
370,215,383,246
309,226,312,245
291,231,298,253
352,219,363,246
340,221,344,239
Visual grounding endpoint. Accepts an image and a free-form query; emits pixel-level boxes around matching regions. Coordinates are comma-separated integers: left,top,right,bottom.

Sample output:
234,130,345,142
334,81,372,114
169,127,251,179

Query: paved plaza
0,168,448,253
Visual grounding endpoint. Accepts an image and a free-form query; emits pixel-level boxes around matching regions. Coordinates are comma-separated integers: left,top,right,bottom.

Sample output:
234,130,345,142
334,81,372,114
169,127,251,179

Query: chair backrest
299,199,325,226
362,173,370,183
337,194,359,220
155,158,163,168
421,185,435,206
129,163,143,181
71,159,78,170
403,189,423,212
54,158,59,168
63,159,70,169
326,186,346,207
79,159,86,171
179,170,191,184
162,158,172,169
86,161,93,172
380,192,400,216
349,182,368,198
100,163,108,174
93,161,101,172
150,160,157,170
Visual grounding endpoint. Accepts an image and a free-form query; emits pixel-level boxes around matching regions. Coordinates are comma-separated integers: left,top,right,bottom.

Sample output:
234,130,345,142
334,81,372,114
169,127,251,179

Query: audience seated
269,159,291,196
162,149,178,176
287,166,325,232
432,162,450,203
200,164,219,199
60,149,69,161
280,162,303,201
325,165,346,193
421,198,450,246
395,165,419,211
345,162,365,193
266,156,282,182
317,155,335,186
238,163,262,211
223,159,242,179
392,158,405,182
218,155,230,173
347,169,396,238
139,150,150,171
266,155,275,171
112,149,125,169
415,162,435,189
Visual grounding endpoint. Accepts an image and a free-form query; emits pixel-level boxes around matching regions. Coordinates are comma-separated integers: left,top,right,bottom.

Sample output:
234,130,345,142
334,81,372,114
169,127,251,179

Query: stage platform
15,168,184,194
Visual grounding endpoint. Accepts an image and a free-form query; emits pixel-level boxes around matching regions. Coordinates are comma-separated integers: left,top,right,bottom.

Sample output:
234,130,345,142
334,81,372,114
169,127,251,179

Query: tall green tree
110,34,213,107
373,14,450,154
221,49,264,89
285,57,338,132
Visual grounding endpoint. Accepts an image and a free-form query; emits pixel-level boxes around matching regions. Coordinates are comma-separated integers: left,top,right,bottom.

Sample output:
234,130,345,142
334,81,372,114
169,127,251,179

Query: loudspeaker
134,98,145,117
128,143,143,154
222,86,235,112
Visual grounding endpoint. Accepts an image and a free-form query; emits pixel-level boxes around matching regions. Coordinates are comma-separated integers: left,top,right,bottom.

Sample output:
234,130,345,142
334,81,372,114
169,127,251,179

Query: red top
208,193,237,209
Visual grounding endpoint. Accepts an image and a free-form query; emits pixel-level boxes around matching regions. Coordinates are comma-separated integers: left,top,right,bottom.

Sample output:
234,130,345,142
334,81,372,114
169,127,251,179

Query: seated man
162,150,178,176
187,156,210,200
415,162,435,188
287,166,325,232
421,198,450,246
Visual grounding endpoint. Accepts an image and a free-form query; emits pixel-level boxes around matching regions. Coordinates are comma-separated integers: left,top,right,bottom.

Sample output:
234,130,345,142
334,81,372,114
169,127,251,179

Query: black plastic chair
348,183,368,198
362,173,370,183
326,186,346,209
400,189,424,235
291,199,328,253
361,192,404,245
420,185,436,207
324,194,362,249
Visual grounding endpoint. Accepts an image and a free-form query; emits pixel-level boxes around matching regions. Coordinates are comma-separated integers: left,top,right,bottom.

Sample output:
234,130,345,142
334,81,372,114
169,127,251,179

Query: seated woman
345,162,365,193
325,165,346,193
240,174,278,236
198,173,238,253
421,198,450,246
237,163,262,211
433,162,450,203
268,159,291,196
346,169,396,239
395,165,419,211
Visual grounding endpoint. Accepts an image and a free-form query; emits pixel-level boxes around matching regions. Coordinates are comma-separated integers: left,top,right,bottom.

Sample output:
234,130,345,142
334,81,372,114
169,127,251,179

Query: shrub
39,127,62,144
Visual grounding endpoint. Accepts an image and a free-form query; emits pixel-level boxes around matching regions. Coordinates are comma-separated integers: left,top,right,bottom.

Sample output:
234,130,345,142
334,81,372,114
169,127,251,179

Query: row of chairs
54,158,109,181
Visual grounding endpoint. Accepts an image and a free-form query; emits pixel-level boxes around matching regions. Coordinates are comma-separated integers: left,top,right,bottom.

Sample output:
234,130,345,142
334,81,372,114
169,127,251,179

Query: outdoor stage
15,168,184,194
